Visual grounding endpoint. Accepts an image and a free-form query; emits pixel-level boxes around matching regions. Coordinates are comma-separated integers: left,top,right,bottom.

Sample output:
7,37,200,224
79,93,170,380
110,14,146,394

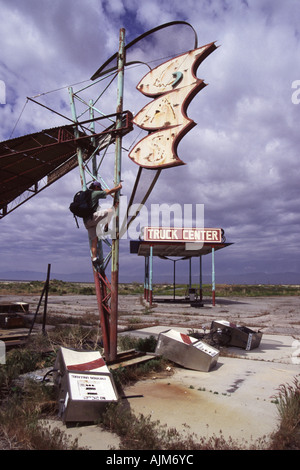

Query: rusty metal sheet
210,320,263,350
0,126,85,213
0,112,133,217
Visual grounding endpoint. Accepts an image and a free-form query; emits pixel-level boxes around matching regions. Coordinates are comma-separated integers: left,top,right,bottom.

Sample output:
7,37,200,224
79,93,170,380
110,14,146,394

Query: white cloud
0,0,299,282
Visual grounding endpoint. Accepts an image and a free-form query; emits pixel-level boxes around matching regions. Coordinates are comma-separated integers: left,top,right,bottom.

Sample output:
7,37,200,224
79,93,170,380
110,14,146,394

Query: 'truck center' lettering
144,227,222,243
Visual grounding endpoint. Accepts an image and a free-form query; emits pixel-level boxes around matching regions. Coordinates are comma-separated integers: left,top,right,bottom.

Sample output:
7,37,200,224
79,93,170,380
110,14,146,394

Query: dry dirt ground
1,293,300,450
3,292,298,336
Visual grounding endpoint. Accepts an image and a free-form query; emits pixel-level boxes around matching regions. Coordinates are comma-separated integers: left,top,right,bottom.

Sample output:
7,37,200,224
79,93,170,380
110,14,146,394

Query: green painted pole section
173,260,176,301
199,255,203,301
68,87,87,191
89,99,97,178
89,99,104,268
69,86,100,272
144,256,149,300
110,28,126,361
112,27,125,268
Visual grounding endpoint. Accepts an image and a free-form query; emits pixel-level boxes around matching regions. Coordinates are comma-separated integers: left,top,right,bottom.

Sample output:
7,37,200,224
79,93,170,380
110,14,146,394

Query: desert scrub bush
277,378,300,425
118,334,157,353
111,335,167,392
77,286,95,295
0,391,81,450
270,377,300,450
0,346,49,398
100,403,172,450
99,402,254,450
111,357,169,393
47,325,102,350
0,346,83,450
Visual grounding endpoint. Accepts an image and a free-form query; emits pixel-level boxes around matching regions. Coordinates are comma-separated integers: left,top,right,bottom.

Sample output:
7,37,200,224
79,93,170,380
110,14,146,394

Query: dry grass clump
1,327,300,450
99,402,268,450
269,377,300,450
0,381,80,450
0,334,83,449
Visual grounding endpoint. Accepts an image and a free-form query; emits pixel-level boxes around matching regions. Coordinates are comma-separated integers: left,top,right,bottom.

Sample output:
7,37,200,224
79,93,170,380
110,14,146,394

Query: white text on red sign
144,227,222,243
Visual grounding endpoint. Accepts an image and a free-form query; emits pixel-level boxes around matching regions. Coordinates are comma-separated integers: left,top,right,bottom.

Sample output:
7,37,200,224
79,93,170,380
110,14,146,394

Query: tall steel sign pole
67,24,216,362
110,28,125,361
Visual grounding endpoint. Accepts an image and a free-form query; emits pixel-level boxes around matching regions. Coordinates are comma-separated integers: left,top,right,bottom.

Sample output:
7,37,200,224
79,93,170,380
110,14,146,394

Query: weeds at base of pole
98,401,270,450
0,329,300,450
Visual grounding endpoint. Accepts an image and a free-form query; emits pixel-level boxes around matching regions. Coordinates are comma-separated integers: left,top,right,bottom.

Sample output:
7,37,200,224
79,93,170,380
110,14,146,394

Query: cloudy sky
0,0,299,284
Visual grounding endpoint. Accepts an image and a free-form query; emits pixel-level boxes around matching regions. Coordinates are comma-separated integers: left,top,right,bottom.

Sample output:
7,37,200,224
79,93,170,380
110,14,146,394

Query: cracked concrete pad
124,347,299,446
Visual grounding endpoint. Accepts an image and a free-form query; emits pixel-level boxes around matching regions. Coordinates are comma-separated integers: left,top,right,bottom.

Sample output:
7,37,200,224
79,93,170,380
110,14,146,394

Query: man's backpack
69,190,94,226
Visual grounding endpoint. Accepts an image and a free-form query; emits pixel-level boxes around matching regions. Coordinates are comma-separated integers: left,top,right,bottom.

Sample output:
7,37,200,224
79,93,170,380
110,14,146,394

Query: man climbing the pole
84,181,122,269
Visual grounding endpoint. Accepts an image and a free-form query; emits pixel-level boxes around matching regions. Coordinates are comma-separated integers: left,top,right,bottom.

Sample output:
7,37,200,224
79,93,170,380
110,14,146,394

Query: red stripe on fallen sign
180,333,192,344
67,358,106,371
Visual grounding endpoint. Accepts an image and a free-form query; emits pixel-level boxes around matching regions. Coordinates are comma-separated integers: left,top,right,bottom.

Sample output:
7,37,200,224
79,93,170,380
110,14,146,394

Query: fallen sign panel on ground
210,320,263,350
54,347,118,424
155,329,219,372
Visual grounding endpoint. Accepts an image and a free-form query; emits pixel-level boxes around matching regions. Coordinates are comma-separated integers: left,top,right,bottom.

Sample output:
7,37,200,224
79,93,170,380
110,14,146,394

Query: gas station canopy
130,229,233,307
130,240,232,258
131,226,232,257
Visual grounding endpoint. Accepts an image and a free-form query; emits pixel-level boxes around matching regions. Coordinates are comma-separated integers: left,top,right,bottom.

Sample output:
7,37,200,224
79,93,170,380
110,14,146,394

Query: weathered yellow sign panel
129,42,216,169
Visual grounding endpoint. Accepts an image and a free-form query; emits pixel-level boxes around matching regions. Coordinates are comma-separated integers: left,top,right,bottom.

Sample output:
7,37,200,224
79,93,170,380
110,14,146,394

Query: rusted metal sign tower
82,23,216,362
68,28,127,362
0,21,217,364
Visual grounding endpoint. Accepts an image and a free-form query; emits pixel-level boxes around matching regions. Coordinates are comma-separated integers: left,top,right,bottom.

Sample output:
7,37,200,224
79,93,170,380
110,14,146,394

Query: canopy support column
144,256,149,301
149,245,153,306
212,247,215,306
199,255,203,302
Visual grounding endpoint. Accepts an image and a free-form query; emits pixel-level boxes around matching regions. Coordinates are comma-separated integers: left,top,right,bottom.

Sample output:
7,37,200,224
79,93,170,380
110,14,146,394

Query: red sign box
144,227,222,243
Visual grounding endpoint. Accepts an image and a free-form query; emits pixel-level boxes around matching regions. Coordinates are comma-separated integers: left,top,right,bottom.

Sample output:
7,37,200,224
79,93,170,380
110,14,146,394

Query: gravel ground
2,293,298,337
1,292,299,450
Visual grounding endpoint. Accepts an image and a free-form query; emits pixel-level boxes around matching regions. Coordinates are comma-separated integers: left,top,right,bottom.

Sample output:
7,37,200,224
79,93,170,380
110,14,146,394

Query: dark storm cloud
0,0,299,282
